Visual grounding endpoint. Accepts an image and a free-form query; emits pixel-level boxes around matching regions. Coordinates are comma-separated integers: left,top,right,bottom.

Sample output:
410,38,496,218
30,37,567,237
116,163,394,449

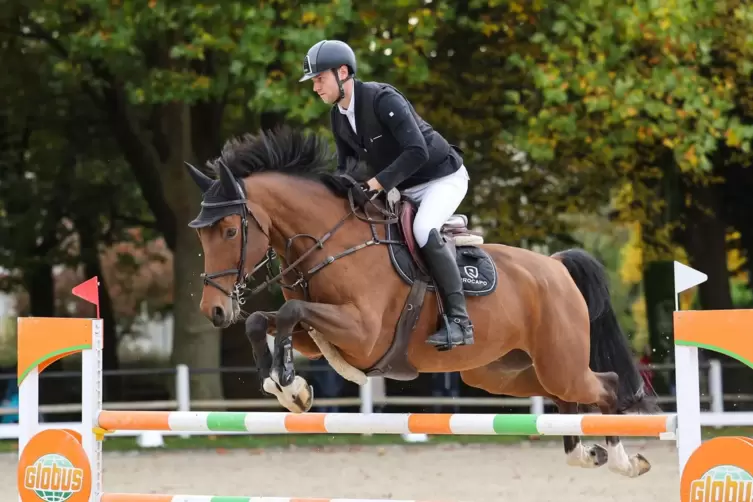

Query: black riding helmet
299,40,357,103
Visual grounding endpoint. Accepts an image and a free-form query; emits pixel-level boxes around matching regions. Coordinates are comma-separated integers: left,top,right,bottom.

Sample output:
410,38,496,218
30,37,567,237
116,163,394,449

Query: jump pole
13,267,753,502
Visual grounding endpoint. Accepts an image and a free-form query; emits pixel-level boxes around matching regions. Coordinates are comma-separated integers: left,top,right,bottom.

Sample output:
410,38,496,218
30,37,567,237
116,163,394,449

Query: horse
186,125,658,478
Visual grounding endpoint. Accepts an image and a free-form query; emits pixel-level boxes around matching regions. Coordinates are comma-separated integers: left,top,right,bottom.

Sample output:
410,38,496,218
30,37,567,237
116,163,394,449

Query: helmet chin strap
332,69,353,104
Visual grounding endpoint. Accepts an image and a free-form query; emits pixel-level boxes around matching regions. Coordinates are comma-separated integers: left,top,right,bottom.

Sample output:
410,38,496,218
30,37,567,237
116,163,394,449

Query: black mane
206,126,336,181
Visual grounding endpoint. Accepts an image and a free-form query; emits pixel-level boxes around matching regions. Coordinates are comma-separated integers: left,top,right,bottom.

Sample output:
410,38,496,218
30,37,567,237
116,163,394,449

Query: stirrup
426,315,474,351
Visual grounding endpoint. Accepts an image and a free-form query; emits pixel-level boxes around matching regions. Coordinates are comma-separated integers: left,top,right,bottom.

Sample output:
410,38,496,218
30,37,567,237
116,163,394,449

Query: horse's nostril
212,306,225,324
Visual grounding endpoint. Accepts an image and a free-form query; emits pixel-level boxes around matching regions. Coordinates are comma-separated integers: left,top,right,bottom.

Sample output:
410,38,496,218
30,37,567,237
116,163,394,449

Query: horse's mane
204,125,372,197
205,125,336,181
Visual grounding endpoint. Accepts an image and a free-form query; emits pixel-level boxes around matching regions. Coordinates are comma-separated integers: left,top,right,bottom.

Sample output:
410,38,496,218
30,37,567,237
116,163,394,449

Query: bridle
198,194,253,305
200,176,400,306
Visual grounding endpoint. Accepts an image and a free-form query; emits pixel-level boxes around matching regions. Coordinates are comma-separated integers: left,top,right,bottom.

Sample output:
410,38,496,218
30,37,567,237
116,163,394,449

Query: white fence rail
1,359,752,445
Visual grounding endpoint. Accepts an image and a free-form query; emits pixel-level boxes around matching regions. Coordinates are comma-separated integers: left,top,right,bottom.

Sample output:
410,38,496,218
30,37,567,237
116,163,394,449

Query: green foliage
502,0,753,175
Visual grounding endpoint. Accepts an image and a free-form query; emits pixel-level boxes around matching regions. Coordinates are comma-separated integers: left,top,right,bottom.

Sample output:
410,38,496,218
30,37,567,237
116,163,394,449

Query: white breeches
401,165,470,247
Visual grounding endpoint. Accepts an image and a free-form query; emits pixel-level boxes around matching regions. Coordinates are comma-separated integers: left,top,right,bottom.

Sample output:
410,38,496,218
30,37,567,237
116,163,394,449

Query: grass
2,426,751,454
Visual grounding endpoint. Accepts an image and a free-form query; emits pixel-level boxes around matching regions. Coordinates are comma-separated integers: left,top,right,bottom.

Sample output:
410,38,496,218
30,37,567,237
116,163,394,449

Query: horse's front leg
244,311,277,393
245,310,323,402
271,299,369,413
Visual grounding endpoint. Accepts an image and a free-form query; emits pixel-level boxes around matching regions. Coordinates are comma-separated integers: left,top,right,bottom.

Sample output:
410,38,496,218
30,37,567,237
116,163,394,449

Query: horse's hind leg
596,389,652,478
552,400,608,469
551,247,656,477
533,346,652,478
460,361,607,470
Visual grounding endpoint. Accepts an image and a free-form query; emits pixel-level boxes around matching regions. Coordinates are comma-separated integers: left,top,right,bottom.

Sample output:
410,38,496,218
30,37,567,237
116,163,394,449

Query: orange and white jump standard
14,266,753,502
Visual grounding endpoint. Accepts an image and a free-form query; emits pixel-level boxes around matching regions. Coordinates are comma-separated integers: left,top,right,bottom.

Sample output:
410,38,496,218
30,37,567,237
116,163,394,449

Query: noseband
199,196,273,306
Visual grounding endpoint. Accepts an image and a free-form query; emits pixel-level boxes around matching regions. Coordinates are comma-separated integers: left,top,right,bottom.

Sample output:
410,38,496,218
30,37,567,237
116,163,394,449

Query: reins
219,188,402,304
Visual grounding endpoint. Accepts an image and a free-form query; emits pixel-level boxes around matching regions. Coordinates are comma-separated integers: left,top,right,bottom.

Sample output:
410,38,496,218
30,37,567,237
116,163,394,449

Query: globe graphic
704,464,753,483
32,454,77,502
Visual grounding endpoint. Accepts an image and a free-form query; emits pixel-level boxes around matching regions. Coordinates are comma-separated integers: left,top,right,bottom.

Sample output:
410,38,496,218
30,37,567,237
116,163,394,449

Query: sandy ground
3,440,682,501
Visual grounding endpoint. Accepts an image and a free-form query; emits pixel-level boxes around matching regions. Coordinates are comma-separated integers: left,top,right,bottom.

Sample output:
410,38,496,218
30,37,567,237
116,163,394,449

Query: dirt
3,440,682,501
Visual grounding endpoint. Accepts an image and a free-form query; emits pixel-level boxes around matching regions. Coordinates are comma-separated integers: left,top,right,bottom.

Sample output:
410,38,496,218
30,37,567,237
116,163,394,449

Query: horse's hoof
631,453,651,477
290,377,314,413
263,375,313,413
607,445,652,477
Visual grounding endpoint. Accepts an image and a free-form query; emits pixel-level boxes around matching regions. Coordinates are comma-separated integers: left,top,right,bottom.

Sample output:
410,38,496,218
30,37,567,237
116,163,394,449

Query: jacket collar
354,80,368,139
332,79,371,147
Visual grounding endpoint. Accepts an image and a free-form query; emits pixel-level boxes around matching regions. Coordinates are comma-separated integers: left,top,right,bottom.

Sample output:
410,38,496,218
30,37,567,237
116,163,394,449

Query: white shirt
337,90,357,134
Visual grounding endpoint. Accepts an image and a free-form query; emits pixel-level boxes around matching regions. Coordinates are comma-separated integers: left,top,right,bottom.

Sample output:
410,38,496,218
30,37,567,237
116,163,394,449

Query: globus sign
681,436,753,502
18,429,92,502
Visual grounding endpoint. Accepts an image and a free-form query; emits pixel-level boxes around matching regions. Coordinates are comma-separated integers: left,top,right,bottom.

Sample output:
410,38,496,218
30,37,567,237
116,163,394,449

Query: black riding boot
420,229,475,350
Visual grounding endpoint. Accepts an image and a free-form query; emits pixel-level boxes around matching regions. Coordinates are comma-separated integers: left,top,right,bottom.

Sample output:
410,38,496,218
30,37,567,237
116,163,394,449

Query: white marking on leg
566,443,600,468
607,442,650,477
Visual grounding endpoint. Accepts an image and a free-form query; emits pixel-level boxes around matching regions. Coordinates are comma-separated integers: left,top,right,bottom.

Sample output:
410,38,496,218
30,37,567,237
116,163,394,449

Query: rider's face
312,66,349,104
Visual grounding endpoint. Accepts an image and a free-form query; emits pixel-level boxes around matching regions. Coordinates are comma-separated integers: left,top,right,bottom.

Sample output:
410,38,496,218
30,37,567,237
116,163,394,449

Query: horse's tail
551,248,660,414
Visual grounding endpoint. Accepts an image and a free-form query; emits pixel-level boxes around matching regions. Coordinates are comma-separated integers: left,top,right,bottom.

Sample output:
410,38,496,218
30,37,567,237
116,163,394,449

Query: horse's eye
225,227,238,239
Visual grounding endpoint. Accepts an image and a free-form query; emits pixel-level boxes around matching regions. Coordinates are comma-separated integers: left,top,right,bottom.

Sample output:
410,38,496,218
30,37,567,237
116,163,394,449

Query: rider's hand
366,178,383,191
350,183,377,209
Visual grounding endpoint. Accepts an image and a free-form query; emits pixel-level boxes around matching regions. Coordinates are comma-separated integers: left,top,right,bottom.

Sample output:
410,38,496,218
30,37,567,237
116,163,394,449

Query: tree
2,0,381,398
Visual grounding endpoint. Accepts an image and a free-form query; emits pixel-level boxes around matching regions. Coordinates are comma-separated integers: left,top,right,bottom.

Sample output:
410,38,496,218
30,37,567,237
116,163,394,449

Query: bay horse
187,126,658,478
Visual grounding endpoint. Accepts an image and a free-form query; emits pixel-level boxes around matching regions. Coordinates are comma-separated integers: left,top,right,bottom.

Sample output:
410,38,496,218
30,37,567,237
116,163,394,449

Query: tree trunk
639,154,679,395
25,262,54,318
170,222,223,399
74,216,121,401
739,228,753,295
162,102,223,400
100,83,224,400
682,181,732,311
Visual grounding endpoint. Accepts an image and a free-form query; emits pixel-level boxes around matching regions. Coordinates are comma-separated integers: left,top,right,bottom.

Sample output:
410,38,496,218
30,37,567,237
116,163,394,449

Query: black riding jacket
329,79,463,192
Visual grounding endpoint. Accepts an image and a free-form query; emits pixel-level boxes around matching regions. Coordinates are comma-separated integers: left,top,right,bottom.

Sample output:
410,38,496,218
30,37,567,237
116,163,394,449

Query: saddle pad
386,223,498,297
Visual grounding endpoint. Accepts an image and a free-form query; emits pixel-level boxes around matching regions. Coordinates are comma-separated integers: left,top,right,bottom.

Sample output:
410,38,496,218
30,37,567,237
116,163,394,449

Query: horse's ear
218,160,244,199
184,162,213,193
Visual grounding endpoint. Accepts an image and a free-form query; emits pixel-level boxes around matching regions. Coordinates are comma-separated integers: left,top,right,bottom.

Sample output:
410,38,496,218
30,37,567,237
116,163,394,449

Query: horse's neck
248,174,353,264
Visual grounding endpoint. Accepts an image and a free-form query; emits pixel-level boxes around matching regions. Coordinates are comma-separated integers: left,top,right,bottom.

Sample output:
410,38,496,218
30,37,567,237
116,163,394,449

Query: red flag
71,276,100,318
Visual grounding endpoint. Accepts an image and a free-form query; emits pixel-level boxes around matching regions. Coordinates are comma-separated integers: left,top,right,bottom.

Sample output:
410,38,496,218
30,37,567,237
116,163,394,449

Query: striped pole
101,495,435,502
97,411,677,437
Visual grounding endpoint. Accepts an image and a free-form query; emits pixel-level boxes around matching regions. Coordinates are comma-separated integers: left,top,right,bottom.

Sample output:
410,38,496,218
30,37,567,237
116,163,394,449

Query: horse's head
186,160,271,328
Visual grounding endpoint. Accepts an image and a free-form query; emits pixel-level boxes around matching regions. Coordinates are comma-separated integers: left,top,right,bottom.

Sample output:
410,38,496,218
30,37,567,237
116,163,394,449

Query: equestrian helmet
299,40,357,82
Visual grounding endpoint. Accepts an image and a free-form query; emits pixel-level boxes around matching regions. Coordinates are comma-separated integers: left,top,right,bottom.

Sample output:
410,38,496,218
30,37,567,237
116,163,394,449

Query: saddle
364,192,498,381
386,196,497,297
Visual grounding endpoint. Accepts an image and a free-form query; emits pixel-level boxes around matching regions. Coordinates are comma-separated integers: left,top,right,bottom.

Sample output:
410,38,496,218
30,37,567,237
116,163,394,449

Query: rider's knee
412,221,436,247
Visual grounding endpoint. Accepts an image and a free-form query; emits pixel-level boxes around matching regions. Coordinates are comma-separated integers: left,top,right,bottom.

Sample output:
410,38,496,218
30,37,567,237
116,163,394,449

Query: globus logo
689,465,753,502
681,437,753,502
23,454,84,502
17,429,92,502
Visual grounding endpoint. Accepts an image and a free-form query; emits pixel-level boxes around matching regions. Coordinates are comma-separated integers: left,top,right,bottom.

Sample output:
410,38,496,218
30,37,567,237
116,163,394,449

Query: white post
672,261,708,475
81,319,104,502
17,369,38,460
674,345,701,473
17,367,38,502
176,364,191,439
359,377,374,437
530,396,545,415
708,359,723,429
359,377,373,414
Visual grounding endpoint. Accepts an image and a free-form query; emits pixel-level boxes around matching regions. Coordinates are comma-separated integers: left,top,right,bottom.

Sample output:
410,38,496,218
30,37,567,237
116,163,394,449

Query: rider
299,39,474,351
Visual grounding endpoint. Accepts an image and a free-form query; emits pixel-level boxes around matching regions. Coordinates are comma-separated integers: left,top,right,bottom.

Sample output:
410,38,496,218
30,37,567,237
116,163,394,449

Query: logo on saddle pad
462,266,488,287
